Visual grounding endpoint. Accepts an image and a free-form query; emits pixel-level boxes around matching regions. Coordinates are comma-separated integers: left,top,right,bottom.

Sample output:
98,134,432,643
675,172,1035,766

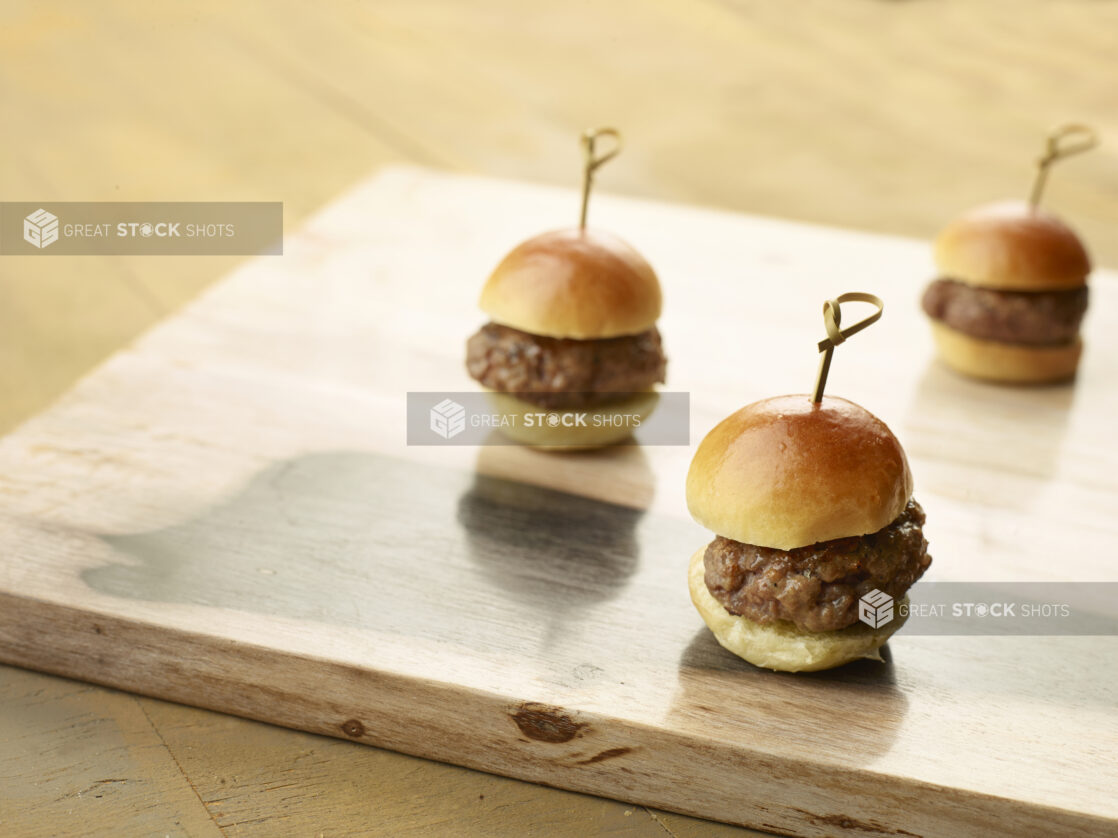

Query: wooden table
3,3,1117,836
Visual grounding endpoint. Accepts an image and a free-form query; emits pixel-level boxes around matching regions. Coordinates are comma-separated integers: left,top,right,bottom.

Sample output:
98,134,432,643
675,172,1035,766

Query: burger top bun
686,395,913,551
934,200,1090,292
479,228,662,340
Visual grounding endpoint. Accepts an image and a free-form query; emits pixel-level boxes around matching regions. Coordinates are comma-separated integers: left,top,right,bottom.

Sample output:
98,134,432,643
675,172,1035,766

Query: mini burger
686,395,931,672
921,125,1097,384
921,202,1090,383
465,129,666,447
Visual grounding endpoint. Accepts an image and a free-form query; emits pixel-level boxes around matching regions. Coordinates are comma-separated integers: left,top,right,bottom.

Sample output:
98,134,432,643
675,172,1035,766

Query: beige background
2,1,1116,835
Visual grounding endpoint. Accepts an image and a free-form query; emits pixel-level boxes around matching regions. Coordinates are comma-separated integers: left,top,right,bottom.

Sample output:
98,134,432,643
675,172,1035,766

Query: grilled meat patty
922,278,1087,345
465,321,666,409
703,499,931,633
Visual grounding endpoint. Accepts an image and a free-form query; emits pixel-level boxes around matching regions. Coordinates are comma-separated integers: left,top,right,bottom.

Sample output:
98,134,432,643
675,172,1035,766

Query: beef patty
703,499,931,633
922,278,1088,345
465,321,666,409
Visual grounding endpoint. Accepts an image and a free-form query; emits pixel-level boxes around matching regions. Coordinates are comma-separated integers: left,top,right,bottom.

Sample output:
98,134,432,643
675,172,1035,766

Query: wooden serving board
2,167,1116,837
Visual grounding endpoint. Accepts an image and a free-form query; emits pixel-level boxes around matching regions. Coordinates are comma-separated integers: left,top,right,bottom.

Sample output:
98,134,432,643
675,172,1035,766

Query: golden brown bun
479,228,662,339
688,549,907,672
483,389,659,449
929,321,1082,383
686,395,912,550
934,200,1090,291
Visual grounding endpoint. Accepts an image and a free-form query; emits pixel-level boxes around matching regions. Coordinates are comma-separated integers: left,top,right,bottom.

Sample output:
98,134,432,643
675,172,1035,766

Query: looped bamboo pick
579,127,622,229
812,292,884,403
1029,123,1098,210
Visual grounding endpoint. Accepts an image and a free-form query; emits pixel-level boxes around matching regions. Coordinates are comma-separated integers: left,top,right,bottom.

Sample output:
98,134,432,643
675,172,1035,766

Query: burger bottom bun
483,389,659,450
929,320,1082,384
687,548,908,673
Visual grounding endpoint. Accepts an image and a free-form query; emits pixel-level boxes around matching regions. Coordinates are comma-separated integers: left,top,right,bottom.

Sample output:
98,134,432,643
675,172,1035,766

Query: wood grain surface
1,168,1116,837
4,3,1118,836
